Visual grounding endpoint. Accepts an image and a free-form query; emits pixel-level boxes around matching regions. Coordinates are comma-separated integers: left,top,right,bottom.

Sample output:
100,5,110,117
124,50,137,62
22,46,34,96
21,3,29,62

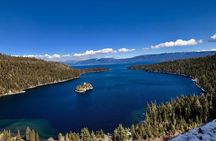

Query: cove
0,63,201,138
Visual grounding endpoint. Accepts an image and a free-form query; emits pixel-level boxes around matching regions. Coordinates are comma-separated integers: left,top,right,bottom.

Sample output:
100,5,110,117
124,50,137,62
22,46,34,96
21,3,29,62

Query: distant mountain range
66,51,216,66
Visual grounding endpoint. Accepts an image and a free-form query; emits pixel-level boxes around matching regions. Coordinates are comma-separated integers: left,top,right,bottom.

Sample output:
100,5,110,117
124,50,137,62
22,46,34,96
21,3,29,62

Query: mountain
67,51,216,66
67,58,118,66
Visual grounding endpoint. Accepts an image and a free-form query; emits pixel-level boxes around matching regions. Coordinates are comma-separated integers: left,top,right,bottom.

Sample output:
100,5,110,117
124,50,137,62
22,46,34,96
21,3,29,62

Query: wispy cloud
20,54,70,61
73,48,117,57
209,33,216,42
198,48,216,52
150,39,203,49
15,47,136,61
118,48,135,52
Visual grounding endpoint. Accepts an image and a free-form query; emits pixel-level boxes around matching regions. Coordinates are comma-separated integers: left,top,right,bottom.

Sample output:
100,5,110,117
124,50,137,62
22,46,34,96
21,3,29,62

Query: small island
75,82,93,93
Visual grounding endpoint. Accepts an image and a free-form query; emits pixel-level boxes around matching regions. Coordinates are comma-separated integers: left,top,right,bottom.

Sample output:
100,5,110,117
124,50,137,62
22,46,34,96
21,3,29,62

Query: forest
0,54,80,95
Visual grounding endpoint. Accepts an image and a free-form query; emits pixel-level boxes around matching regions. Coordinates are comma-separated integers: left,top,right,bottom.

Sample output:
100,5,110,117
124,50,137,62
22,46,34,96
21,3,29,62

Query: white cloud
195,48,216,52
210,33,216,41
118,48,135,52
16,47,137,61
151,39,203,49
18,48,118,61
22,54,63,60
73,48,117,57
23,54,61,59
45,54,61,59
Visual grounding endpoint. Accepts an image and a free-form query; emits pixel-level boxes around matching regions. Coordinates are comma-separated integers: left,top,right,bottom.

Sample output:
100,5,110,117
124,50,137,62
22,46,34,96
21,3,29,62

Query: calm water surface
0,64,201,137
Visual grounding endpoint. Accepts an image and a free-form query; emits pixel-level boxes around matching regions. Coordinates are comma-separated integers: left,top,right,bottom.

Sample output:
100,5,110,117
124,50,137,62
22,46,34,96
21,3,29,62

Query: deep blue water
0,64,201,137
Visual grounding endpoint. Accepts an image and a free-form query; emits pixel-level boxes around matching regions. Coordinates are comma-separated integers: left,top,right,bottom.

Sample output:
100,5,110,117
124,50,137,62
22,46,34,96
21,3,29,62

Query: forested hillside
126,55,216,140
0,54,80,95
129,55,216,95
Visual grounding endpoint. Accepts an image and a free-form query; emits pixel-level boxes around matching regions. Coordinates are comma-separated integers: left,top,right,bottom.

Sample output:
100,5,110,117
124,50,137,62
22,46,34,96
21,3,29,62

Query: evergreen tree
26,127,31,141
91,131,97,141
65,133,70,141
58,133,63,141
2,130,12,141
80,128,91,141
35,132,40,141
29,130,36,141
113,124,128,141
16,130,22,141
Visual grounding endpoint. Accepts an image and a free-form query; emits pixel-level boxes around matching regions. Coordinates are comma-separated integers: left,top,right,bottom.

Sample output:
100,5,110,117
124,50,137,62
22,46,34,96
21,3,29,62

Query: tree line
0,127,39,141
0,127,106,141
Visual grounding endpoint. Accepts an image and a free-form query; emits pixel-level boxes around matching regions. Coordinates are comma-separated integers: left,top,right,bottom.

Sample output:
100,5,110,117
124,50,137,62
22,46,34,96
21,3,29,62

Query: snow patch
170,119,216,141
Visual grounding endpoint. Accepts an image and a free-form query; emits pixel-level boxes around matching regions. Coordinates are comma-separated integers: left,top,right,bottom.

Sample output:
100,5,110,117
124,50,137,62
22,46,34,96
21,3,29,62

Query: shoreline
168,72,206,93
168,73,206,94
0,76,80,98
140,70,206,95
0,67,109,98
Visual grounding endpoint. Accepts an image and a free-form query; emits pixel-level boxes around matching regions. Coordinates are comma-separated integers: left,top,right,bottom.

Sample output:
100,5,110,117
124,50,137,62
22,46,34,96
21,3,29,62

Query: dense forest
0,54,81,95
0,54,216,141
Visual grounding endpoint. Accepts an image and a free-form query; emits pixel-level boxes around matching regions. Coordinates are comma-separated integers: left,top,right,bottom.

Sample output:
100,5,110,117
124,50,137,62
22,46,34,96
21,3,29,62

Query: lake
0,63,201,138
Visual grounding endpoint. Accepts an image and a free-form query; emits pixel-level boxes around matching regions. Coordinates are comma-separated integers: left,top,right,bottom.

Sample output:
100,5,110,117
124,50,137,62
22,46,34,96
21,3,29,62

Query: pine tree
202,96,209,122
113,124,128,141
16,130,22,141
80,128,91,141
194,97,202,117
100,129,105,139
35,132,40,141
65,133,70,141
91,131,97,141
58,133,63,141
2,130,11,141
29,130,36,141
130,124,137,139
26,127,31,141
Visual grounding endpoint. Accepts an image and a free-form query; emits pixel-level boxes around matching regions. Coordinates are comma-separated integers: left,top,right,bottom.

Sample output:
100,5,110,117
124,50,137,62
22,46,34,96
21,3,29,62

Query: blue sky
0,0,216,61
